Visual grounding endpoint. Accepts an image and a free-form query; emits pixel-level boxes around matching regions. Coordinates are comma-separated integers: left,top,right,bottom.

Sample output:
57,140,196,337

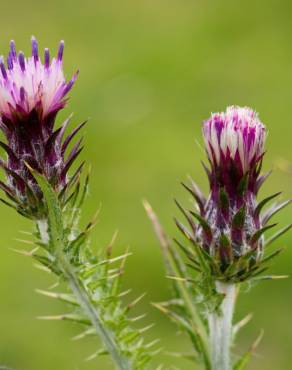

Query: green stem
208,282,237,370
37,220,132,370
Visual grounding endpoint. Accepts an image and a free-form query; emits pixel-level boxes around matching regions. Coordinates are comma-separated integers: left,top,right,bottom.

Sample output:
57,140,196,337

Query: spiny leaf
27,167,65,254
237,173,248,197
77,166,91,209
125,293,146,312
260,249,283,265
164,351,199,363
233,313,253,339
251,274,288,282
250,223,277,244
37,313,91,325
181,180,205,213
219,188,229,211
233,330,264,370
130,313,147,322
256,170,271,193
61,146,84,178
152,303,210,369
189,210,212,241
265,224,292,247
174,217,194,241
219,234,233,261
143,201,209,352
244,266,270,280
139,323,155,334
85,348,108,362
32,254,61,275
143,200,170,253
98,252,132,266
174,198,196,233
144,201,189,291
62,120,87,155
72,328,95,341
232,206,246,229
173,238,199,265
36,289,78,306
0,197,17,210
201,161,211,179
188,176,206,203
262,199,292,225
63,180,81,208
254,192,281,218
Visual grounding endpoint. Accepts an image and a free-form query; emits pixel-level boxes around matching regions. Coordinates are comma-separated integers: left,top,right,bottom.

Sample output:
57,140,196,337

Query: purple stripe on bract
0,62,7,80
214,118,224,141
20,87,26,102
58,41,64,61
44,48,50,68
62,71,78,97
247,127,255,151
10,40,17,60
31,36,39,62
18,52,25,72
7,54,13,70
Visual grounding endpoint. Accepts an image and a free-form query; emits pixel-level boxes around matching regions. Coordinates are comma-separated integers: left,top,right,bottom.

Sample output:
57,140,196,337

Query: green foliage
174,177,291,284
144,201,212,369
20,170,158,370
145,199,288,370
233,331,264,370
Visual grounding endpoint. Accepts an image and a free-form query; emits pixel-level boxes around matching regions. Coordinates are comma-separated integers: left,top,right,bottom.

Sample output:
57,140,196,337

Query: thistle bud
177,106,289,282
203,106,266,196
0,38,84,219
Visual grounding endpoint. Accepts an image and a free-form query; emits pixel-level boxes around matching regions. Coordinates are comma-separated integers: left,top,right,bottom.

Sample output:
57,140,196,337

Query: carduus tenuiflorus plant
176,106,291,282
0,37,85,219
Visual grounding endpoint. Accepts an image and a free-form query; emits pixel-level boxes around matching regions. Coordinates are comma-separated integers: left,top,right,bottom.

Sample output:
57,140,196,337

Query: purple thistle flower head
176,106,289,282
0,38,84,220
202,106,266,199
0,37,77,122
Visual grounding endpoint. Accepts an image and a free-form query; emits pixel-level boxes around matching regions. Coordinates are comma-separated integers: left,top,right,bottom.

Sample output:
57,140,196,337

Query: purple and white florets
0,37,84,220
0,37,77,121
203,106,266,173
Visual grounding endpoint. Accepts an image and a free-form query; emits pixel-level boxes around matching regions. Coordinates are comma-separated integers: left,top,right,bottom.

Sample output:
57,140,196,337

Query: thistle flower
0,37,157,370
202,106,266,195
176,106,290,282
0,37,84,219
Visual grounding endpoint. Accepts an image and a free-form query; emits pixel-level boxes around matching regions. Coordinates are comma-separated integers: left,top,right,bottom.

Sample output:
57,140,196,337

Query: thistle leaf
233,330,264,370
237,173,248,197
181,180,205,213
219,188,229,211
233,313,253,339
254,192,281,218
189,210,212,241
232,206,246,229
265,224,292,247
36,289,78,306
250,223,277,244
174,199,196,234
262,199,292,225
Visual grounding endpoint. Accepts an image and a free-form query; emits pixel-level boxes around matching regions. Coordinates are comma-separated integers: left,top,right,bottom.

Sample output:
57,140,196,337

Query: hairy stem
208,282,237,370
37,220,132,370
38,219,49,244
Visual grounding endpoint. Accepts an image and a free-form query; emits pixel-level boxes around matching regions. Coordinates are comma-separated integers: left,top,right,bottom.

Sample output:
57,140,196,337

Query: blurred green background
0,0,292,369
